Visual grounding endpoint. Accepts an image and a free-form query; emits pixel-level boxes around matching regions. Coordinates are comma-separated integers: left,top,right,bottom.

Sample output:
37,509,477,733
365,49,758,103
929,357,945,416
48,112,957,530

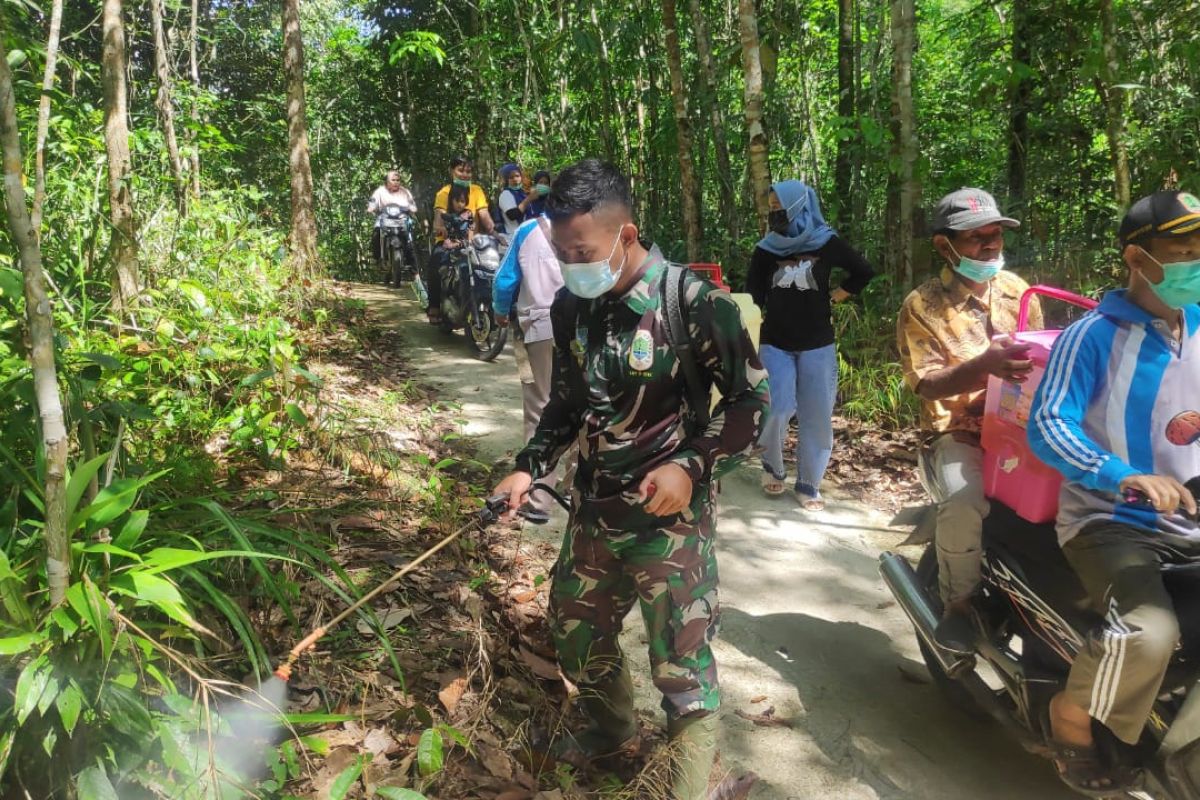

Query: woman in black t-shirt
746,180,876,510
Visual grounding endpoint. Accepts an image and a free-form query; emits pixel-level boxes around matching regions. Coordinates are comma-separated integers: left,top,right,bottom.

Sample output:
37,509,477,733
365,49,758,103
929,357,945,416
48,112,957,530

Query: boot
667,713,718,800
567,659,638,758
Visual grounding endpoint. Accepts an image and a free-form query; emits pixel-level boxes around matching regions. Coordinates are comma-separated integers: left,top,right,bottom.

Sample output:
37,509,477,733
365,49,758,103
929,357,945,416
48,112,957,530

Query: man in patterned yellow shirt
897,188,1043,653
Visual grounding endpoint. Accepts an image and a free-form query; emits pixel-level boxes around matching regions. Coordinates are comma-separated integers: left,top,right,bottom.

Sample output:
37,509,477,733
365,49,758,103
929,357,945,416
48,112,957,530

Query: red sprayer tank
980,285,1098,523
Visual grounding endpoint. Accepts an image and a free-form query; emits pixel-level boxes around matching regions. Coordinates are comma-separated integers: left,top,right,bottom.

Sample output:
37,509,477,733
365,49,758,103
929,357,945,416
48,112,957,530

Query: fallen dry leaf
708,771,761,800
749,695,768,704
494,791,533,800
309,727,362,750
734,706,793,729
356,606,413,634
517,645,561,681
477,742,514,781
332,514,384,532
363,727,400,758
438,674,469,714
511,588,538,604
313,747,360,799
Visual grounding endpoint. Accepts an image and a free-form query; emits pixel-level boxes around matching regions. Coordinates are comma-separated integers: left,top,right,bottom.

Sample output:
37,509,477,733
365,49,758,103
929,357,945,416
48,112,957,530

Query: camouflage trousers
548,497,720,719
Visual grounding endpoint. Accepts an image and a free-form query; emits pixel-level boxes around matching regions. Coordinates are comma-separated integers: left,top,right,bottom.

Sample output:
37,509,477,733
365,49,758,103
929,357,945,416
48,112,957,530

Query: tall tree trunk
188,0,201,197
590,3,628,170
738,0,772,230
513,1,549,147
1098,0,1131,209
1007,0,1031,211
0,42,71,607
887,0,918,289
282,0,319,280
101,0,140,313
634,52,649,216
689,0,739,250
662,0,702,261
151,0,186,213
31,0,64,235
835,0,856,237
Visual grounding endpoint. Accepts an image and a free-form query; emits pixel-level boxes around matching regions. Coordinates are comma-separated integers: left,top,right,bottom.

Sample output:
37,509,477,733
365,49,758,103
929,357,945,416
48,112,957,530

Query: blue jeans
758,343,838,497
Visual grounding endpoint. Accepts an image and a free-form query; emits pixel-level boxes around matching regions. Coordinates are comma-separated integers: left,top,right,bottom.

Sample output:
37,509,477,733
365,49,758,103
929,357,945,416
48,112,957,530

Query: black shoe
934,605,978,655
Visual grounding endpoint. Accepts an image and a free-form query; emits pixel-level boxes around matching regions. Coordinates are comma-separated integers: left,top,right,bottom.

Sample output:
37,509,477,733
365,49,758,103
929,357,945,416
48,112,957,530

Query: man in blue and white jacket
493,214,567,514
1029,190,1200,794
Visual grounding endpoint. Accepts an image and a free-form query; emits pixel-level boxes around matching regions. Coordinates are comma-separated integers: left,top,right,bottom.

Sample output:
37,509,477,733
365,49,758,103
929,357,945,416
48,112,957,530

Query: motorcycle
881,454,1200,800
437,217,507,361
379,204,426,306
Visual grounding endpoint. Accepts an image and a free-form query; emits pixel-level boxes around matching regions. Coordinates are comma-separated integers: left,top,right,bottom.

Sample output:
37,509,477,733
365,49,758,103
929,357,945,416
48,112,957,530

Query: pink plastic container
981,286,1098,523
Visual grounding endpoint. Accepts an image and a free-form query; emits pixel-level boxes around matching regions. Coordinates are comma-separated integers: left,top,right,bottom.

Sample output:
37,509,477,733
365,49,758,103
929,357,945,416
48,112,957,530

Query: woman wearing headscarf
746,180,876,510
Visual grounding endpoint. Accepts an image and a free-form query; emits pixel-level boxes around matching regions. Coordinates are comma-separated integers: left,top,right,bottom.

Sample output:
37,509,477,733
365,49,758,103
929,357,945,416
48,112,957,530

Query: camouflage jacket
515,248,770,521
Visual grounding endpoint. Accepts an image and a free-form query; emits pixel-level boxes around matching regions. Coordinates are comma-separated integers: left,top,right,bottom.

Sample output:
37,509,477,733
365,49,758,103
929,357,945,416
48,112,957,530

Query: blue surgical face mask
949,242,1005,283
559,227,626,299
1139,247,1200,309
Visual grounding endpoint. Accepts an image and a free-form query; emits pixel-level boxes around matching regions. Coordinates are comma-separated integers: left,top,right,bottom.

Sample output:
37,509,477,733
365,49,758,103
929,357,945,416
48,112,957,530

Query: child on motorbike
1029,190,1200,795
425,184,476,323
442,183,475,247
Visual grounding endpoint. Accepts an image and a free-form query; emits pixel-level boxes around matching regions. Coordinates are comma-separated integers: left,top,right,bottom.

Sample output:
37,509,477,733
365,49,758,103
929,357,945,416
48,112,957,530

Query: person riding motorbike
896,188,1043,655
429,156,493,324
1029,190,1200,795
497,163,550,236
367,170,416,269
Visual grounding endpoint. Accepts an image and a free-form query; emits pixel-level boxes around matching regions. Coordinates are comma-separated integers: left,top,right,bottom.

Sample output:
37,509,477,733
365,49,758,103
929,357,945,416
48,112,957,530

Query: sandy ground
354,282,1073,800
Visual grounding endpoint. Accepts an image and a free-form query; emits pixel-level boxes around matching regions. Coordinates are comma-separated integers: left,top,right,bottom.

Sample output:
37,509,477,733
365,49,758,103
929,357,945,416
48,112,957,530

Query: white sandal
761,472,786,497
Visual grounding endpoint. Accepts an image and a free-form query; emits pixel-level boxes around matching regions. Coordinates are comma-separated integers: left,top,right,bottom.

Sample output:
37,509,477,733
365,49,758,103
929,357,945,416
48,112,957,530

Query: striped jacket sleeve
1028,315,1138,495
492,222,532,317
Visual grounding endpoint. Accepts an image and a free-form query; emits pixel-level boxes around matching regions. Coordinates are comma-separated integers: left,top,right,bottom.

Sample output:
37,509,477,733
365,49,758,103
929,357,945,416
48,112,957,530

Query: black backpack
563,263,710,434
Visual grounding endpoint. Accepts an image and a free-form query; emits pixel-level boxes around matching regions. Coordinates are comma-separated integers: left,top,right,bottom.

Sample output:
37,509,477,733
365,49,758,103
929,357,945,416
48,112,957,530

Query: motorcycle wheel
390,246,405,287
915,547,991,721
467,301,507,361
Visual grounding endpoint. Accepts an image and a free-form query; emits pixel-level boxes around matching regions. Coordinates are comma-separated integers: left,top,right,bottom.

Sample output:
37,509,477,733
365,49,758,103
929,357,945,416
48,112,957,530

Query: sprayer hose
284,515,478,663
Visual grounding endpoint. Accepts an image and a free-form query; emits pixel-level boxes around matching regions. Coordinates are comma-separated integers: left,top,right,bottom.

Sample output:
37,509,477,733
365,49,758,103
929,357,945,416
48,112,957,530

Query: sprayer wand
272,492,515,682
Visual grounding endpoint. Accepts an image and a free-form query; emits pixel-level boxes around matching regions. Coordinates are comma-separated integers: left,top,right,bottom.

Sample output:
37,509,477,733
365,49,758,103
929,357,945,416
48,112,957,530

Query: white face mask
558,227,627,299
948,242,1005,282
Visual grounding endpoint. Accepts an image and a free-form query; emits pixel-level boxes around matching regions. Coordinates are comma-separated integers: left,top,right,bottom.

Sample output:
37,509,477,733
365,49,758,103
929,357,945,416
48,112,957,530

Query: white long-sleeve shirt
368,185,415,226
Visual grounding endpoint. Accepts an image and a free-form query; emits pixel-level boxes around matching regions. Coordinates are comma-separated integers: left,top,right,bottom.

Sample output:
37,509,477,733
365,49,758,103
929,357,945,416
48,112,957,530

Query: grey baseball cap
931,188,1019,233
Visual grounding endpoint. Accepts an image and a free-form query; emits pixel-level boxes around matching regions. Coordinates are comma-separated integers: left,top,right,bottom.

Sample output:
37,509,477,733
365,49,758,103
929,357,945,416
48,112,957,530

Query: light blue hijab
757,180,836,257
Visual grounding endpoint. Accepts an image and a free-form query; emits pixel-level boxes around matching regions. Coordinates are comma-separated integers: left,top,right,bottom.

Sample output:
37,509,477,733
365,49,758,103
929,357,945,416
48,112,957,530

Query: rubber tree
1007,0,1032,211
738,0,772,230
101,0,140,313
151,0,187,212
662,0,702,262
188,0,202,197
1098,0,1131,209
689,0,739,252
886,0,918,289
0,38,71,607
31,0,64,234
283,0,320,280
835,0,856,237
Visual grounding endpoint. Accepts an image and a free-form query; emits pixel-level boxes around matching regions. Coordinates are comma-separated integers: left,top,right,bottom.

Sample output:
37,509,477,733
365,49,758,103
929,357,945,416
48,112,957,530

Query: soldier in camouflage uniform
493,160,769,799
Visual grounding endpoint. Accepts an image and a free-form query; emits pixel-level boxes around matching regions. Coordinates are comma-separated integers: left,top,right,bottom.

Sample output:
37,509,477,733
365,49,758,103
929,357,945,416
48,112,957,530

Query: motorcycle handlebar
1122,477,1200,520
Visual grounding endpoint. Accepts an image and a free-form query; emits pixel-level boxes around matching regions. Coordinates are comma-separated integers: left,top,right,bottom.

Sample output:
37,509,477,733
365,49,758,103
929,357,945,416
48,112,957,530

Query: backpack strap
662,263,710,434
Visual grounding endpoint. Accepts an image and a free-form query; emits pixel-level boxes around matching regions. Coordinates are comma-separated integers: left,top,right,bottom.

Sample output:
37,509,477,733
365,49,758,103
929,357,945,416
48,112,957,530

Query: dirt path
354,283,1072,800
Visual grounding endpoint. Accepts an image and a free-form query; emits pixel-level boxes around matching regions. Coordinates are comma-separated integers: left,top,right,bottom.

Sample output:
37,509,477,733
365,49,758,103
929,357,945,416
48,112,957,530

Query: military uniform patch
572,327,587,366
629,329,655,372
